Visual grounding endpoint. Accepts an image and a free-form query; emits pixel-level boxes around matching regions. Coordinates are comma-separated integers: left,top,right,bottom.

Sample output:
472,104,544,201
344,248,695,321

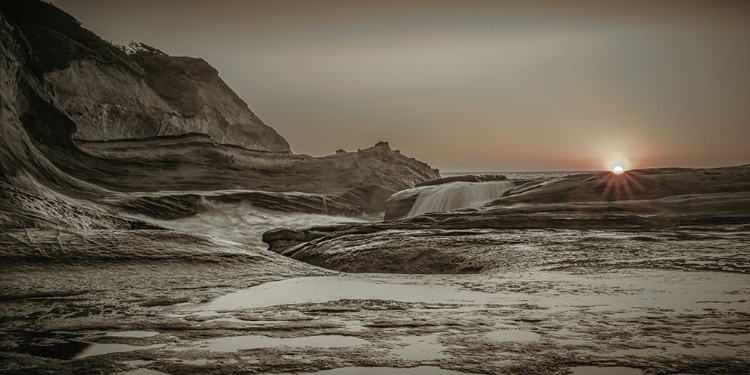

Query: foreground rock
4,246,749,374
266,166,750,273
1,3,749,374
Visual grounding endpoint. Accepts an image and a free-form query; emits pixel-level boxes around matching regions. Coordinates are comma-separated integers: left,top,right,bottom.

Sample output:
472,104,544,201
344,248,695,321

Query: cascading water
407,181,514,218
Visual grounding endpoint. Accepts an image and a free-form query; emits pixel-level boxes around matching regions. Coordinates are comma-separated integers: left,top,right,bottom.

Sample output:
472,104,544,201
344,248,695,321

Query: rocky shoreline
1,2,749,374
264,166,750,273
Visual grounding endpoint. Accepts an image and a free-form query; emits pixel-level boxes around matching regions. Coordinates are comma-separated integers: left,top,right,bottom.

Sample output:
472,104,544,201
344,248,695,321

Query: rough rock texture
1,0,290,152
262,227,339,254
277,226,750,274
64,138,438,218
266,166,750,273
496,167,750,205
73,138,438,196
1,3,749,374
0,2,439,227
105,187,392,221
0,12,86,193
0,11,144,230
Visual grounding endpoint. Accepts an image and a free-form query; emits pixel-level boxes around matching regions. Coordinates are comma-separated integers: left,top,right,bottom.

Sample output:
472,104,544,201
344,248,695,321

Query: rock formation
0,1,440,229
265,166,750,273
2,1,289,152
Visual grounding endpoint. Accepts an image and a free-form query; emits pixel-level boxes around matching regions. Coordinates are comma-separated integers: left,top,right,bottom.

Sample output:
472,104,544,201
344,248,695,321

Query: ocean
441,171,588,180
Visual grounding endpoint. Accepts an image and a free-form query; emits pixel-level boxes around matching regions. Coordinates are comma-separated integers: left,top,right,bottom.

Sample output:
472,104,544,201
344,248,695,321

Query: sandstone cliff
0,1,440,229
0,11,150,229
1,0,290,152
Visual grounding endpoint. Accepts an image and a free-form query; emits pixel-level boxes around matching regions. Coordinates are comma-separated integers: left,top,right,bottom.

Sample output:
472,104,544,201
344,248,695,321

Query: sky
50,0,750,171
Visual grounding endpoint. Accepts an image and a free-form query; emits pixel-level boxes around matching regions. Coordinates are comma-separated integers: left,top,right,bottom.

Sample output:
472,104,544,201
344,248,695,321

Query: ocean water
407,181,515,217
137,172,585,246
441,171,587,180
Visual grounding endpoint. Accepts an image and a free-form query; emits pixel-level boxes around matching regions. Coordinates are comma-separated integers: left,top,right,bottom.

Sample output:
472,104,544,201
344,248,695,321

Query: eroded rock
269,167,750,273
0,2,440,228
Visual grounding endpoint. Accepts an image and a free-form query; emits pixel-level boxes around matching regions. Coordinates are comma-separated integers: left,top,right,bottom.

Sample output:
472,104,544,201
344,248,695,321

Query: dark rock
1,1,290,152
262,227,339,253
495,167,750,205
107,189,380,221
338,185,397,214
384,189,422,221
140,297,190,307
267,166,750,273
0,2,440,229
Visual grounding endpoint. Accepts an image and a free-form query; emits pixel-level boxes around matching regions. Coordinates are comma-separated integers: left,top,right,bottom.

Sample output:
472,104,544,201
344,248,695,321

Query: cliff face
0,13,149,230
1,0,290,152
0,11,89,194
0,1,440,229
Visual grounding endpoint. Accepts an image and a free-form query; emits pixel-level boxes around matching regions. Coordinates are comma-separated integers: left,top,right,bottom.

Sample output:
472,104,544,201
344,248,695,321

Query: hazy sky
51,0,750,171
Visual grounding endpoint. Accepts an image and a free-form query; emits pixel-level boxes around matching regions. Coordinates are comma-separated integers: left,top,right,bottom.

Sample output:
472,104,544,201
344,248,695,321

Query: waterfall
407,181,514,218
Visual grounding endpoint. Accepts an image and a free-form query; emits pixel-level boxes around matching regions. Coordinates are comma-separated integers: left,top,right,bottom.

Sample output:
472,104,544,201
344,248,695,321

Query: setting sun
613,165,624,174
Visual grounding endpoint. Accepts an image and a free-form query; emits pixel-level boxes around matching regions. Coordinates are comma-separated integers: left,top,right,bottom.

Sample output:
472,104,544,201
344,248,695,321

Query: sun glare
603,154,631,174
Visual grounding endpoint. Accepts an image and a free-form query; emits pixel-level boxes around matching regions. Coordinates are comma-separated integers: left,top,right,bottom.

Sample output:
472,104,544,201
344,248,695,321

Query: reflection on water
8,332,164,360
288,366,475,375
571,366,642,375
13,339,88,360
122,369,171,375
105,331,159,338
194,271,750,314
74,334,366,359
486,330,540,342
192,276,530,311
391,335,446,360
605,345,738,358
177,334,368,352
76,343,165,358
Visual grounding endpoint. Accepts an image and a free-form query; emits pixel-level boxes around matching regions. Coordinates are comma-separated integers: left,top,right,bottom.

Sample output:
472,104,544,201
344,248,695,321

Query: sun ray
595,169,645,201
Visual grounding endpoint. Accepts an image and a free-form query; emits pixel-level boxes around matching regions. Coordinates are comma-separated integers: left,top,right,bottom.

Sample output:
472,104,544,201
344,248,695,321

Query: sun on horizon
613,165,624,174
